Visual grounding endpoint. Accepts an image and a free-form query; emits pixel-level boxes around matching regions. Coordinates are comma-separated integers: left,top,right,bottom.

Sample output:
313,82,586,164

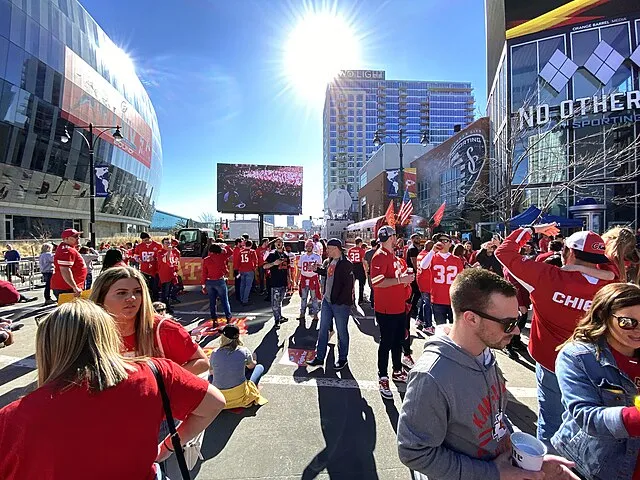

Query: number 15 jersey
420,251,464,306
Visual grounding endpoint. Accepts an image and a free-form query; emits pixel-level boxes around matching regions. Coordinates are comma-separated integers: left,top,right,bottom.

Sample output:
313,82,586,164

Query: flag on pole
385,201,396,227
398,190,413,226
432,201,446,227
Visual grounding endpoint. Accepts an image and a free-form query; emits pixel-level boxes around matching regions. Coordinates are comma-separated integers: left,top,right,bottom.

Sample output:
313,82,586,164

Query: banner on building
94,165,110,198
386,169,416,198
386,169,400,198
404,168,417,198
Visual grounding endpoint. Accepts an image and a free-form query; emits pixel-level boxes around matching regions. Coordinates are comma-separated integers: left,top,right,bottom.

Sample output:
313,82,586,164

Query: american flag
397,190,413,226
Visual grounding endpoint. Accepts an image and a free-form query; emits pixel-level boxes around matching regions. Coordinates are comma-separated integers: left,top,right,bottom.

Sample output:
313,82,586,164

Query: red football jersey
347,246,366,264
134,241,163,275
51,243,87,290
370,247,411,314
496,228,613,372
157,249,180,284
420,250,464,305
238,248,258,273
416,249,432,294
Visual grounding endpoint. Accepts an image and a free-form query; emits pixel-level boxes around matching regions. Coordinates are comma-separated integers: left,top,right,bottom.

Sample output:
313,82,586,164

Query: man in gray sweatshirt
397,268,578,480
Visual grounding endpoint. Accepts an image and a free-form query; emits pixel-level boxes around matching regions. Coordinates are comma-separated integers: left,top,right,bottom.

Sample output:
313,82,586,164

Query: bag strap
147,360,191,480
155,318,166,357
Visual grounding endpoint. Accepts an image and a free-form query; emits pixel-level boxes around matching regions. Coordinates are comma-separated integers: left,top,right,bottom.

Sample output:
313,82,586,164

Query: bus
345,215,429,246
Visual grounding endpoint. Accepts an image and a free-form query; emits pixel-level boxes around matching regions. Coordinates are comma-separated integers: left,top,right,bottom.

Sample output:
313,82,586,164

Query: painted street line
0,354,36,369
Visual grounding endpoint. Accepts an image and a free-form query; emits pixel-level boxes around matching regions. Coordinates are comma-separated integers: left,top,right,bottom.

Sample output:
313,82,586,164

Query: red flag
432,202,446,227
385,201,396,227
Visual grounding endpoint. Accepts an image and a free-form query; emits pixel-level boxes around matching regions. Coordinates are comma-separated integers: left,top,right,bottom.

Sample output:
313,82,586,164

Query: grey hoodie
397,335,511,480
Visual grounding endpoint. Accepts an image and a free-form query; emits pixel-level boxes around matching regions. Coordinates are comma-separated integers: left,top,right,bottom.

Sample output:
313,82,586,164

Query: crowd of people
4,221,640,479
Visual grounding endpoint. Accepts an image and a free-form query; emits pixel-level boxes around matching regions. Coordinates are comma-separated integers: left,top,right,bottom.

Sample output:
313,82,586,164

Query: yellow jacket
220,380,268,409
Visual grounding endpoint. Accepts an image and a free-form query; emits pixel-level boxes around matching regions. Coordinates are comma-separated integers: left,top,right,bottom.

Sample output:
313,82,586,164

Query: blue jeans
536,362,562,452
240,271,254,303
246,363,265,385
300,285,319,316
316,299,350,362
418,292,432,327
42,272,52,301
271,286,287,321
206,279,232,320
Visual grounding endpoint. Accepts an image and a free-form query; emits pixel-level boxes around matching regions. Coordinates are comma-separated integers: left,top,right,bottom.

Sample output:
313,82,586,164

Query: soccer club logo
449,131,486,209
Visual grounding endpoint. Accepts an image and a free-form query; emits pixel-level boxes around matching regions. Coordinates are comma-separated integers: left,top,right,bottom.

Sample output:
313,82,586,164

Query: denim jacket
552,339,640,480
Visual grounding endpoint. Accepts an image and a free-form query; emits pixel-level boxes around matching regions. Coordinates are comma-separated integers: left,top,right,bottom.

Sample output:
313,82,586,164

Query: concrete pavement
0,282,540,479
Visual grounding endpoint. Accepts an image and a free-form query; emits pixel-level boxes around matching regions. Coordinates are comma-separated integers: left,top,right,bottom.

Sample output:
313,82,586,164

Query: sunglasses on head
439,238,451,243
613,314,640,330
466,309,519,333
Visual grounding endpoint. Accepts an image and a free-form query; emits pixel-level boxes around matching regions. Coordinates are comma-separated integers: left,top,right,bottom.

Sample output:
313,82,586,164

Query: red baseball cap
61,228,82,238
565,231,608,264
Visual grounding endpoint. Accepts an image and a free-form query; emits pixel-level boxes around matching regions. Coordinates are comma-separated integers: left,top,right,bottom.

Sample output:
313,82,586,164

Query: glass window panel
38,25,49,63
0,0,10,38
10,5,26,46
0,35,8,79
25,15,38,55
571,29,600,98
5,42,25,87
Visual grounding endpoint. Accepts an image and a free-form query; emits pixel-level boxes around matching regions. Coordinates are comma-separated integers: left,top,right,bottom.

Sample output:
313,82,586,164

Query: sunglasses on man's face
466,309,519,333
613,314,640,330
439,239,451,244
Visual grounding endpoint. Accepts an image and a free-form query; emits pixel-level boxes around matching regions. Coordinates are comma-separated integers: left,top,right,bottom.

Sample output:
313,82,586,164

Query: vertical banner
404,168,417,198
95,165,110,198
386,169,400,197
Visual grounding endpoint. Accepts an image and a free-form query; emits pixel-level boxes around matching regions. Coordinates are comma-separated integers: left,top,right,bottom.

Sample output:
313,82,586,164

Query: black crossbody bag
147,361,191,480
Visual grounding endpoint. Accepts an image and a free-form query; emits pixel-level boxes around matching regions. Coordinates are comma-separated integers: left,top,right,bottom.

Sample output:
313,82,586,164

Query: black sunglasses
613,314,640,331
466,309,519,333
439,238,451,243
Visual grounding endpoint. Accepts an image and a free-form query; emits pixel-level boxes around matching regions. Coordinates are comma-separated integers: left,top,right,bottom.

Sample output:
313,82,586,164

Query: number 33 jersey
420,251,464,306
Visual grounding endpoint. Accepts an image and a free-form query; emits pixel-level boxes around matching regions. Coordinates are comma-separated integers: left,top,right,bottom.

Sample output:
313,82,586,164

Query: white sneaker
379,377,393,399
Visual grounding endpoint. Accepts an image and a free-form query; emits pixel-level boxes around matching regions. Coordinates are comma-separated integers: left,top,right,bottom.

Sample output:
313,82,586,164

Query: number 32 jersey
420,251,464,306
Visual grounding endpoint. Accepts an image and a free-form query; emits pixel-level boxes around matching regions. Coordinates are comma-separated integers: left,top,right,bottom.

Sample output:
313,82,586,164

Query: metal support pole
398,128,404,237
258,213,264,241
88,123,96,247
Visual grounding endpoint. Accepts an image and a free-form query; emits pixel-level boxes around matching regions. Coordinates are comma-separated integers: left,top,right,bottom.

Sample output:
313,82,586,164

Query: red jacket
495,228,612,371
201,246,233,284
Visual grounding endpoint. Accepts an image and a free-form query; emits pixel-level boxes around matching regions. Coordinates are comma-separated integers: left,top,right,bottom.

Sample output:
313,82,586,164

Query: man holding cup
397,268,578,480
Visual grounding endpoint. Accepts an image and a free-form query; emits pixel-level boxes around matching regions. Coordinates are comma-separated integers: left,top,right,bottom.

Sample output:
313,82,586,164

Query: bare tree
198,212,218,223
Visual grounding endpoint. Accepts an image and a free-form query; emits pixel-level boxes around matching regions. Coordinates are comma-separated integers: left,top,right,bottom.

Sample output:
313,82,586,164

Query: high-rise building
323,70,475,217
263,214,275,225
0,0,162,240
286,215,295,227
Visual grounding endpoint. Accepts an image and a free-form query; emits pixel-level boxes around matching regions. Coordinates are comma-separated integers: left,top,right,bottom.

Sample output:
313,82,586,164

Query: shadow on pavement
506,397,538,435
352,316,380,344
253,326,284,375
0,354,36,387
0,381,36,408
302,355,379,480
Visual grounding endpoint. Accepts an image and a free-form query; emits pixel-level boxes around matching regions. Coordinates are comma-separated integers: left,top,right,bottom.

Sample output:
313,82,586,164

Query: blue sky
82,0,487,225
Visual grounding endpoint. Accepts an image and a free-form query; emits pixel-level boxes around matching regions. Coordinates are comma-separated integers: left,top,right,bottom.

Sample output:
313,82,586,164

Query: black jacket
316,255,354,306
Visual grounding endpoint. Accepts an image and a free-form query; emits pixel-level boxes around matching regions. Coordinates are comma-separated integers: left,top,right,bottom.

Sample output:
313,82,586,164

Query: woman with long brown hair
0,300,225,479
90,266,209,375
553,283,640,479
601,226,640,283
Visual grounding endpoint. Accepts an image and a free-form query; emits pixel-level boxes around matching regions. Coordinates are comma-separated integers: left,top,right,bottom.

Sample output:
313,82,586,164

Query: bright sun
283,11,362,103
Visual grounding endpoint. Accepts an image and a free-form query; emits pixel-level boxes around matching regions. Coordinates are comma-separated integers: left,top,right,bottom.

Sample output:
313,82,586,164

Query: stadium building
0,0,162,240
486,0,640,233
323,70,475,218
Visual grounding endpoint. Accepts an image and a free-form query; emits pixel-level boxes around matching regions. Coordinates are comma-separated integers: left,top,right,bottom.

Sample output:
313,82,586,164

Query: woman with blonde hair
90,266,209,375
553,283,640,479
601,226,640,283
0,299,225,479
209,323,267,409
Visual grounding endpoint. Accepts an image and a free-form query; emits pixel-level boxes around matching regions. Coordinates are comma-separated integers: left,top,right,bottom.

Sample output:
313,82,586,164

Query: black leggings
377,312,406,377
353,264,366,302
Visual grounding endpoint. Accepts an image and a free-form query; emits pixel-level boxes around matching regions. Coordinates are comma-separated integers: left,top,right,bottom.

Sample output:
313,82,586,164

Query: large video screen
505,0,639,39
217,164,303,214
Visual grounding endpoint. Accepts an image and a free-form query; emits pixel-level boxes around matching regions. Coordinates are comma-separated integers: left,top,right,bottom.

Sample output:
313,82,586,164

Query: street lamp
61,123,123,246
373,128,429,202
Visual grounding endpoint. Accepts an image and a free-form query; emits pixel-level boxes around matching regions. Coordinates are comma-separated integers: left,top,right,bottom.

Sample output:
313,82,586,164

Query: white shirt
312,241,324,257
298,253,322,278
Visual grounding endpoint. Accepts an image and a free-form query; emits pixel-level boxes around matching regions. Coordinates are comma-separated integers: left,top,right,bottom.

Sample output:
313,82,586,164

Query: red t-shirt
201,246,233,283
421,251,464,305
51,243,87,290
535,251,556,263
134,241,163,276
0,358,208,480
122,317,199,366
232,246,241,270
539,236,550,253
157,249,180,284
370,247,411,314
0,280,20,306
495,228,612,371
238,247,258,273
347,246,366,264
416,250,432,294
256,246,268,267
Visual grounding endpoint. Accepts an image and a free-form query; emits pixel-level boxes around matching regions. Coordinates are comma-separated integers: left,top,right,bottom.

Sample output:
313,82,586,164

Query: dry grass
7,235,169,257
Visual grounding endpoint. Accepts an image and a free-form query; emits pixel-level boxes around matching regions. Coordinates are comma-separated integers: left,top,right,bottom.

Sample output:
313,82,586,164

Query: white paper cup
511,432,547,471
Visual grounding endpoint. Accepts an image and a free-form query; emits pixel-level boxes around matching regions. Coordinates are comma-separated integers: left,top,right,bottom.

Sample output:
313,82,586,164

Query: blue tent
498,205,584,230
541,213,584,228
507,205,541,227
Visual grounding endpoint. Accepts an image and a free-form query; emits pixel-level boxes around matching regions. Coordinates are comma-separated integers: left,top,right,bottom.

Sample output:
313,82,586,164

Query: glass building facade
323,71,474,218
0,0,162,240
487,2,640,232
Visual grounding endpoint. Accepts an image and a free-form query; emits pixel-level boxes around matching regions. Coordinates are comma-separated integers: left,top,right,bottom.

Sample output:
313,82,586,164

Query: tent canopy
498,205,584,230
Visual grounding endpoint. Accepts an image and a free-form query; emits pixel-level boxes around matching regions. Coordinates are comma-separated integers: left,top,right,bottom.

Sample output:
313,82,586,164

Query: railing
0,256,105,290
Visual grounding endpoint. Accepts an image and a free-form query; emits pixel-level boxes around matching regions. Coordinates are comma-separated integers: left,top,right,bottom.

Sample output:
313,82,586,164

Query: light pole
61,123,123,246
373,128,429,204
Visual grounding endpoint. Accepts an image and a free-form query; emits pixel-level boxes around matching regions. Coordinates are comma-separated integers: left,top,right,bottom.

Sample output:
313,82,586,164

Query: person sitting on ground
0,279,36,306
0,317,14,347
90,266,209,376
0,299,226,479
553,283,640,480
100,249,127,272
209,324,267,409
